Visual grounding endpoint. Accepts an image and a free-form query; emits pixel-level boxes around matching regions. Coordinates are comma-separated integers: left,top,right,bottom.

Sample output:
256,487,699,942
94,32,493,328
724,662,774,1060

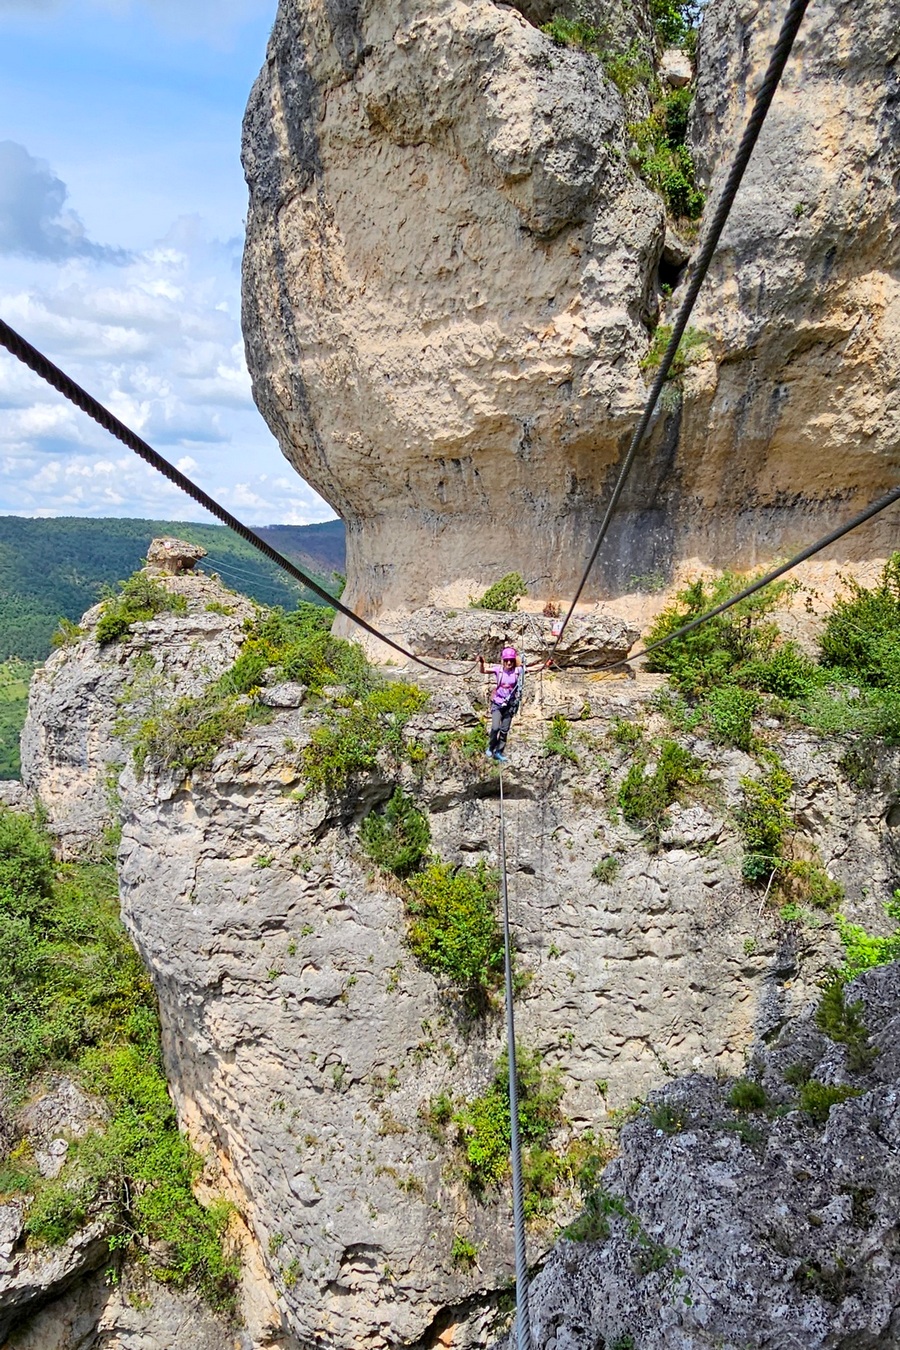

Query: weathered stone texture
522,961,900,1349
15,590,900,1347
20,563,256,857
242,0,664,616
683,0,900,570
242,0,900,616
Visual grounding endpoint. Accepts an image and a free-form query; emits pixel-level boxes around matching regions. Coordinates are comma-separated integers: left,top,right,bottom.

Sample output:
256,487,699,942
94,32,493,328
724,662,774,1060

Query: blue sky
0,0,336,525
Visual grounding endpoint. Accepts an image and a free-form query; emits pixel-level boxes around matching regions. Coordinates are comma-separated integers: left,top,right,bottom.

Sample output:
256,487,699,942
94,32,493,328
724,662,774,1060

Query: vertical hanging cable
499,769,531,1350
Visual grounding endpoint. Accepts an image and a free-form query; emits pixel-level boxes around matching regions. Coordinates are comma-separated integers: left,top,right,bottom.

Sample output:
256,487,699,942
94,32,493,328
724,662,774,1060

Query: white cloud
0,141,128,263
0,156,335,527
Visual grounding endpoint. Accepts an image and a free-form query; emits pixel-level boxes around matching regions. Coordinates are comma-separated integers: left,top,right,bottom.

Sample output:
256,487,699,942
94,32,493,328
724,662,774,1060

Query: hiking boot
485,748,494,759
493,752,508,763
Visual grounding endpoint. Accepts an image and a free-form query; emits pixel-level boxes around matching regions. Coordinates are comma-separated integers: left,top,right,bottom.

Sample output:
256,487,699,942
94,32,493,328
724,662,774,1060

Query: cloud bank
0,148,333,526
0,141,128,263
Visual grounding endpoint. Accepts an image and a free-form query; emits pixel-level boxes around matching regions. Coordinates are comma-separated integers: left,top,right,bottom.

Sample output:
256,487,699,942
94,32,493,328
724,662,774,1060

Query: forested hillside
0,516,345,663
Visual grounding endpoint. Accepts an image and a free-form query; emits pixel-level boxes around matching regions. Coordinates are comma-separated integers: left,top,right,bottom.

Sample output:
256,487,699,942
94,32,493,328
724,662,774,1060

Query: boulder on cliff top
146,537,207,575
242,0,900,615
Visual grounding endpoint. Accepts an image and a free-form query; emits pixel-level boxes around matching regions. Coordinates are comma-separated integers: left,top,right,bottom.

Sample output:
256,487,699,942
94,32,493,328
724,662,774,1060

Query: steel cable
0,318,474,678
594,480,900,674
499,767,531,1350
555,0,812,646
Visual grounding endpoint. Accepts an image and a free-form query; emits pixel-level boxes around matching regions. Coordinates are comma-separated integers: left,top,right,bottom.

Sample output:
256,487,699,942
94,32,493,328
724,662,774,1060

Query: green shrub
0,810,236,1306
360,788,431,877
835,894,900,980
789,861,843,911
563,1185,629,1242
640,324,710,380
472,573,527,612
95,572,187,646
51,618,84,649
601,41,653,96
793,555,900,744
450,1234,478,1270
133,692,256,776
649,0,701,46
703,684,759,750
646,1100,688,1134
405,861,503,1002
727,1079,768,1112
544,714,578,763
0,1154,38,1197
629,88,704,220
645,573,799,697
541,13,606,53
815,980,876,1072
610,718,643,747
540,17,652,97
300,683,428,797
618,740,704,837
819,555,900,687
220,603,372,700
782,1062,812,1088
592,857,620,884
798,1079,862,1127
454,1049,564,1197
736,761,793,884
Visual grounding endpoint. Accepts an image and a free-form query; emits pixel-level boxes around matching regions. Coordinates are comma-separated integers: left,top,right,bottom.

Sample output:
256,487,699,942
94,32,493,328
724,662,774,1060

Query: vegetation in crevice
544,713,579,763
618,737,705,843
95,572,187,646
129,600,428,789
472,572,527,612
0,808,237,1308
798,1079,862,1127
405,860,505,1011
629,86,704,221
815,980,876,1073
834,894,900,981
360,787,431,878
452,1048,565,1218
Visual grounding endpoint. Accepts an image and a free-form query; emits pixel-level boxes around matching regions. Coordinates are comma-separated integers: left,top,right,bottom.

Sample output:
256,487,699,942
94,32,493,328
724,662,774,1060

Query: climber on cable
478,646,524,763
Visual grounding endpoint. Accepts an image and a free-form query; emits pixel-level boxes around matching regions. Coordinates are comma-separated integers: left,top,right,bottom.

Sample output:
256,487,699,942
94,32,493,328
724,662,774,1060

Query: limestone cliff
12,562,900,1347
241,0,900,618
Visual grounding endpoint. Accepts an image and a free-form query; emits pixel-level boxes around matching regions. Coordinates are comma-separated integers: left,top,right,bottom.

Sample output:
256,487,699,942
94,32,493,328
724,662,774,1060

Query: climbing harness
553,0,812,650
498,766,531,1350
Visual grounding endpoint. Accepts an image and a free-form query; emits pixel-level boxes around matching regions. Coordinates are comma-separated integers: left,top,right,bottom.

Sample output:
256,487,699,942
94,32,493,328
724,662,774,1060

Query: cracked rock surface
241,0,900,615
522,961,900,1350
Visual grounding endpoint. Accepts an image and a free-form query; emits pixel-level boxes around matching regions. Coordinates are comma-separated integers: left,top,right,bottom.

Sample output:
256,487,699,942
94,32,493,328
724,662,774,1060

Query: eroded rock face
523,961,900,1349
19,596,900,1348
20,567,256,857
242,0,664,617
682,0,900,571
242,0,900,617
8,1264,238,1350
108,680,895,1348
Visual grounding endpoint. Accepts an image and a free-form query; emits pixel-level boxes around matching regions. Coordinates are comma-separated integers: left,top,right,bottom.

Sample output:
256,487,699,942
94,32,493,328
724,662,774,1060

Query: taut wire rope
593,478,900,674
0,318,473,679
499,767,531,1350
554,0,812,647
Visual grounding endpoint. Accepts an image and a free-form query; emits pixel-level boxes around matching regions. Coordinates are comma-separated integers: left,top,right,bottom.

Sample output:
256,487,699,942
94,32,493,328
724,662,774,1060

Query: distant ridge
0,515,346,662
255,520,346,579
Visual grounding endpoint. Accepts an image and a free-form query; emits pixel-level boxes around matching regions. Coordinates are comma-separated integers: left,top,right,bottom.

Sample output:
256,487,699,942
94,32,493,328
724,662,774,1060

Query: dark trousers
489,703,514,754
